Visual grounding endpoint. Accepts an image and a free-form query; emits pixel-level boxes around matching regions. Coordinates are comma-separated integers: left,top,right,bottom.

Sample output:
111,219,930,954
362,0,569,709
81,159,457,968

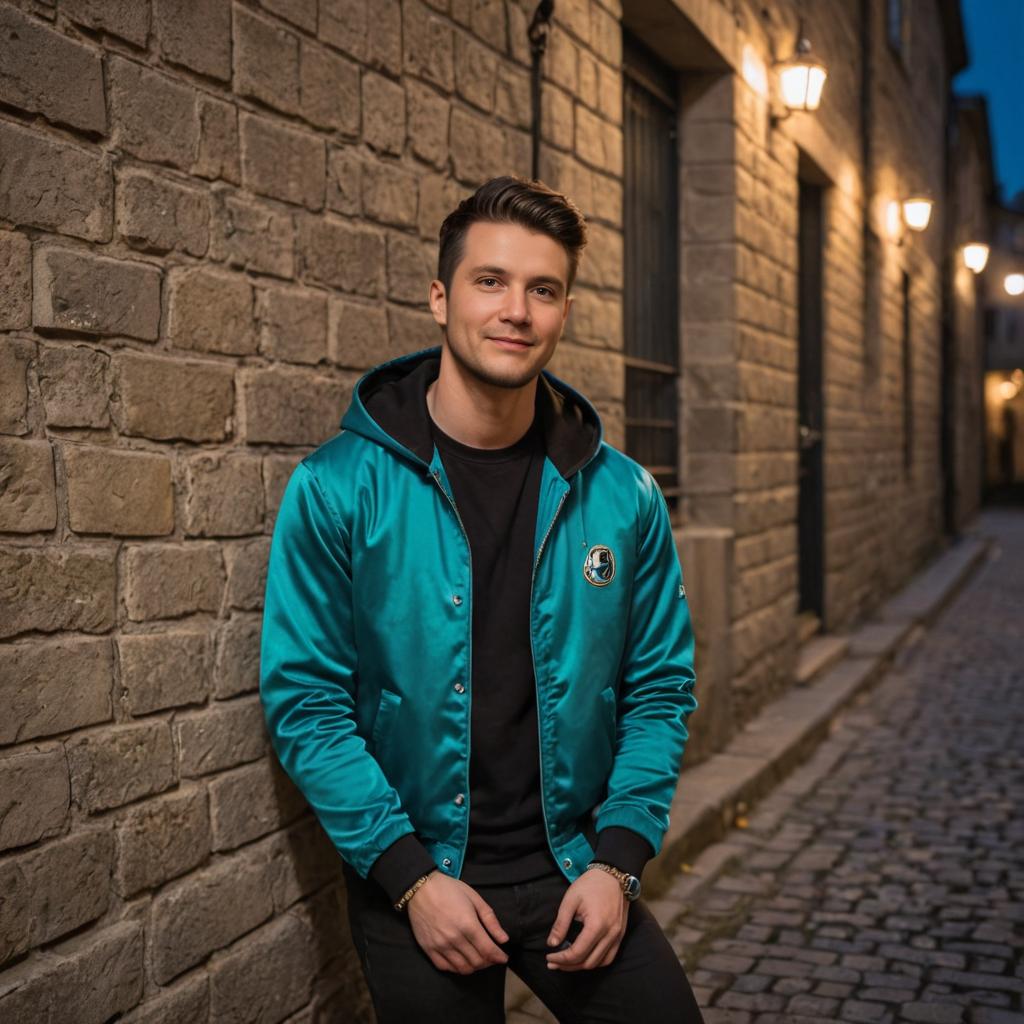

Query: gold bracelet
393,870,436,912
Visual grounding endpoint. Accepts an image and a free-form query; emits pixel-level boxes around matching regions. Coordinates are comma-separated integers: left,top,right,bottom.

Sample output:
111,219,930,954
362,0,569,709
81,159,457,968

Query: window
887,0,909,61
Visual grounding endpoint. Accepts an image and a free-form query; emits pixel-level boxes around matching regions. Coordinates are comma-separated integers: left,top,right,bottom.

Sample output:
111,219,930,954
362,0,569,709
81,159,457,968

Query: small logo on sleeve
583,545,616,587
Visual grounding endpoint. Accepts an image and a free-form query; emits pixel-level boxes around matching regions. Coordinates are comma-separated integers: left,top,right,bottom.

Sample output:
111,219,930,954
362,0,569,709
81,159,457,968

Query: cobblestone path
658,511,1024,1024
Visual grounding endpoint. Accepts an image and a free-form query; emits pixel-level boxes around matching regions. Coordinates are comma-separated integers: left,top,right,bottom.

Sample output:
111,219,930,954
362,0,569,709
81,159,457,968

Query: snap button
452,594,463,606
453,682,465,693
454,793,465,806
563,858,572,868
442,857,452,868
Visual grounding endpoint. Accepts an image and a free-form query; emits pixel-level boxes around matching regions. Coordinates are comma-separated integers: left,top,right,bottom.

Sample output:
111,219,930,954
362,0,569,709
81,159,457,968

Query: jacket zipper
529,483,571,873
431,467,474,875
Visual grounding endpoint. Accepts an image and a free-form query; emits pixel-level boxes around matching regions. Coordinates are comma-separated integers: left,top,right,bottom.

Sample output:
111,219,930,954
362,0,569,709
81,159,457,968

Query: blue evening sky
955,0,1024,205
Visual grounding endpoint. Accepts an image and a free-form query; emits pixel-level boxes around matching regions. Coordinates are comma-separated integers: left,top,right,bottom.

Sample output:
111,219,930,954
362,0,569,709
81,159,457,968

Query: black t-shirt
428,409,558,884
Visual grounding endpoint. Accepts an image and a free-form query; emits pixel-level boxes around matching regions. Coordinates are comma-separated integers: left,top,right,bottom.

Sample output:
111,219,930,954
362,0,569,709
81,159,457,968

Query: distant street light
962,243,990,273
1006,273,1024,296
902,195,934,232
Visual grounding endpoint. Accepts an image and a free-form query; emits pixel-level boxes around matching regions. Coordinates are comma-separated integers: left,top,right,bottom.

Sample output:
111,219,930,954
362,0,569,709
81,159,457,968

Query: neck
426,345,538,449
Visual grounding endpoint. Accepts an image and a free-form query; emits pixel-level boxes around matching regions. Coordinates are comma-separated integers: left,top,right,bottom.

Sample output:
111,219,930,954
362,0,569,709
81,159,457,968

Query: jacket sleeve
259,460,436,884
593,470,699,857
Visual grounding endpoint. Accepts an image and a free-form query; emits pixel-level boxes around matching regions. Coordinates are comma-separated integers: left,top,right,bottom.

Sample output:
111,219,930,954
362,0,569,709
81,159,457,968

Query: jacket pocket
370,688,402,761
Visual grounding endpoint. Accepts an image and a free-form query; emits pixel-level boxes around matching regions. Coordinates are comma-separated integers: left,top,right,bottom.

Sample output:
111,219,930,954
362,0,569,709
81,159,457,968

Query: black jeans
342,861,706,1023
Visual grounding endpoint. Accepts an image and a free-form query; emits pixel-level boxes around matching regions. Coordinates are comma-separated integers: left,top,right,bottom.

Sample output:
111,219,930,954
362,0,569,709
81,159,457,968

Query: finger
459,923,509,968
470,892,511,946
546,891,580,947
547,917,604,967
441,941,476,975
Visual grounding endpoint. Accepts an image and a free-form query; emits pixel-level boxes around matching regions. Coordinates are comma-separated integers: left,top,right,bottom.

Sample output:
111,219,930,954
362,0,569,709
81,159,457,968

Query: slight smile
489,336,534,350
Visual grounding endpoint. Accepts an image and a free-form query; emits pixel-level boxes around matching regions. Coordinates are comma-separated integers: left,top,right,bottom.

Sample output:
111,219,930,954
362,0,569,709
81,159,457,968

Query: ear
563,294,574,324
429,279,448,327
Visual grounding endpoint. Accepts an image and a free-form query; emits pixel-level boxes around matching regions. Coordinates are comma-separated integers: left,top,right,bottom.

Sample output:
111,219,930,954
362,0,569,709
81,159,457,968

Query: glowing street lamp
962,243,990,273
1006,273,1024,297
902,195,934,232
776,35,828,113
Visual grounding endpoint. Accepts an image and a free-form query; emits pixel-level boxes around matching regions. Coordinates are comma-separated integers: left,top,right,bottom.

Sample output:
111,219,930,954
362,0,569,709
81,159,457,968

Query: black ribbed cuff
592,826,654,881
369,832,438,907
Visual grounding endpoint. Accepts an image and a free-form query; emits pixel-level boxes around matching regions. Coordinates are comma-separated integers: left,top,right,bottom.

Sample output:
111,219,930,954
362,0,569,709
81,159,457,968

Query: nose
500,287,531,325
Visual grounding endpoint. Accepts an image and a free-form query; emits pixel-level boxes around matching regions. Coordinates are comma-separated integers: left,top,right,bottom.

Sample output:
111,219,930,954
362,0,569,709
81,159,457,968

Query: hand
545,868,629,971
406,871,510,975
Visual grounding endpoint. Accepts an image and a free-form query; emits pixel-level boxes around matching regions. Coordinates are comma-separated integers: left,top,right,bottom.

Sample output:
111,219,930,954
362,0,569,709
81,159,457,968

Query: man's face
429,220,574,390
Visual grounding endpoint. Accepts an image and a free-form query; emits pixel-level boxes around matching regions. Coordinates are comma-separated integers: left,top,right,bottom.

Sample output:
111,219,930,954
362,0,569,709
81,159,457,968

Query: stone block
114,351,234,443
210,188,294,277
68,721,176,813
209,758,306,851
455,32,499,112
225,538,271,611
0,6,106,133
239,365,349,446
166,266,256,356
403,0,454,90
108,56,199,171
0,743,69,853
122,542,226,621
386,231,434,304
450,107,508,183
0,121,112,242
0,229,31,330
0,545,116,639
0,637,113,744
240,112,324,210
407,79,450,169
62,0,150,45
117,630,211,715
327,297,390,368
148,848,274,983
114,786,211,897
194,95,241,184
184,453,264,537
0,831,114,966
33,245,161,341
233,6,300,115
263,454,304,529
63,444,174,536
37,343,111,428
363,158,418,228
362,70,405,156
299,214,385,295
0,438,57,533
300,41,360,134
258,286,327,364
326,145,363,215
117,975,208,1024
154,0,231,80
0,336,33,434
214,615,263,699
116,169,210,256
175,696,268,778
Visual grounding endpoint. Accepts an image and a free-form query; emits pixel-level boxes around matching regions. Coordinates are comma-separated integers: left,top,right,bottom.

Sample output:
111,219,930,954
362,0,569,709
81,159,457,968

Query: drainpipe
859,0,876,386
528,1,555,180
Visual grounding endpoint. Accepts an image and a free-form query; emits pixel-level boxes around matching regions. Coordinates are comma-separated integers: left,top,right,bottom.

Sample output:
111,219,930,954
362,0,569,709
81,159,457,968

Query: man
260,175,704,1022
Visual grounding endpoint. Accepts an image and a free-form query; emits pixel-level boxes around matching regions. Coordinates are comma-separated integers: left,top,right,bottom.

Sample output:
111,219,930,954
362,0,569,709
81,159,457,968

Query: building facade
0,0,990,1019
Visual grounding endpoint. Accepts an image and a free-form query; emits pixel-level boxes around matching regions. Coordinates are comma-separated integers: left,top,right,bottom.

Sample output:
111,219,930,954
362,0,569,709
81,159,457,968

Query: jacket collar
340,344,604,481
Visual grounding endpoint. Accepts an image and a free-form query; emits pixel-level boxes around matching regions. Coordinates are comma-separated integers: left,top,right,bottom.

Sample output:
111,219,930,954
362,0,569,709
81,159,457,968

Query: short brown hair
437,175,588,298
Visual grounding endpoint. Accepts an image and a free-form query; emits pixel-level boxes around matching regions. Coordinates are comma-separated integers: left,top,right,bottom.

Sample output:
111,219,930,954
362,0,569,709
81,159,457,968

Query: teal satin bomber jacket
259,345,699,885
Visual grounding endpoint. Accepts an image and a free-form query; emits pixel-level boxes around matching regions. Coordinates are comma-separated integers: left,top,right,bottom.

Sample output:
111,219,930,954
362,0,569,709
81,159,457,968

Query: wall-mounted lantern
962,243,990,273
775,30,828,116
902,194,934,232
1006,273,1024,296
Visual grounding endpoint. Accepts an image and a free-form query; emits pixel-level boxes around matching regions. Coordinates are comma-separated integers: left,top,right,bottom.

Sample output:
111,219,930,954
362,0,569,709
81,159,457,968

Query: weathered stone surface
118,630,211,714
300,42,360,134
194,94,241,184
454,31,498,113
298,215,384,295
234,6,300,115
225,538,271,611
148,848,274,983
114,785,211,897
263,453,303,529
362,71,405,156
37,343,111,428
117,974,208,1024
33,246,161,341
386,303,437,357
0,6,106,133
403,0,454,90
327,297,391,368
209,758,306,851
239,366,349,446
258,286,328,365
407,79,450,169
260,818,342,913
0,120,112,242
0,637,113,744
449,106,509,182
363,160,418,228
62,0,151,46
0,336,33,435
63,444,174,536
175,696,268,777
0,744,70,852
184,453,264,537
67,721,176,813
167,266,255,355
0,438,57,533
122,542,226,621
240,112,325,210
210,189,294,277
0,831,114,966
0,230,31,331
386,231,434,304
116,169,210,256
108,55,199,170
154,0,231,80
0,919,144,1024
214,615,262,698
0,545,116,639
326,145,363,215
114,351,234,443
208,912,316,1022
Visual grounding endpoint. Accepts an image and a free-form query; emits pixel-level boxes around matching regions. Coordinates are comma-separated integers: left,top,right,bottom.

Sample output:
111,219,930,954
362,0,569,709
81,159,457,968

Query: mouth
489,337,534,350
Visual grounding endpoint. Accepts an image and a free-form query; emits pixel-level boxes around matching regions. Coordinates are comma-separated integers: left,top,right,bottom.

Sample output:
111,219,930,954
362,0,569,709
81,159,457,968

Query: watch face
624,875,641,901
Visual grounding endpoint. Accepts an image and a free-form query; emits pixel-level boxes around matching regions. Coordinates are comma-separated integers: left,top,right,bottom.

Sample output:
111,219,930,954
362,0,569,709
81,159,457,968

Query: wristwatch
586,861,642,901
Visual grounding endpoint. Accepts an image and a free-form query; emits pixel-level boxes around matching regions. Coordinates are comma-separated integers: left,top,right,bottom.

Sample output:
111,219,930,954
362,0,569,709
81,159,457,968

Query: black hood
341,345,603,480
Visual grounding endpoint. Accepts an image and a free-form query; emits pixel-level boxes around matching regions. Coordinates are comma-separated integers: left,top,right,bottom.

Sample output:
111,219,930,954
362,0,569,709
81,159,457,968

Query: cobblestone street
656,511,1024,1024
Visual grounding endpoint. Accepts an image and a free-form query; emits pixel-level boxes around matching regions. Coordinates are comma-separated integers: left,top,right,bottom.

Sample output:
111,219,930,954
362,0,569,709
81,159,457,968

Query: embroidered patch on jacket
679,583,686,598
583,544,616,587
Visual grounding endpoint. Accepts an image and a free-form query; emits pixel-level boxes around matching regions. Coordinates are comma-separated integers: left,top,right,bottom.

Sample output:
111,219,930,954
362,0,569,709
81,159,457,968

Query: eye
535,287,553,297
479,277,499,287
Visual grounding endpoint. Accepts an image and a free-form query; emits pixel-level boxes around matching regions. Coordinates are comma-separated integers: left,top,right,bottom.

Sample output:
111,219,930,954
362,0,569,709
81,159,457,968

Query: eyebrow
466,265,566,291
